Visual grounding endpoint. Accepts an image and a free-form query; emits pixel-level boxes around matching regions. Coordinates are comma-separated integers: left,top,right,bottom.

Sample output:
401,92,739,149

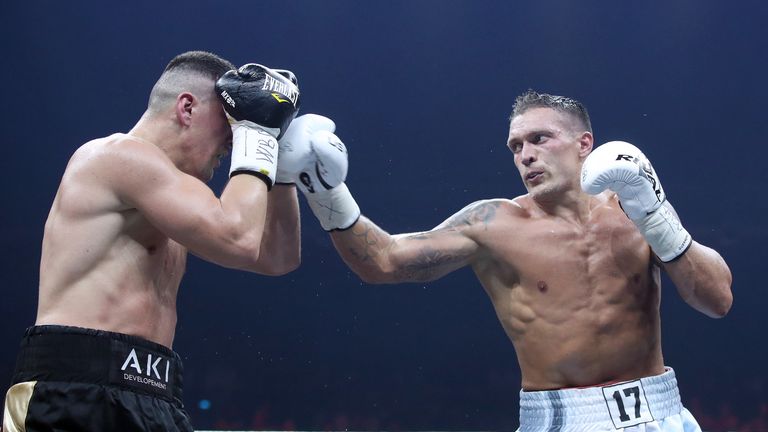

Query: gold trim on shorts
3,381,36,432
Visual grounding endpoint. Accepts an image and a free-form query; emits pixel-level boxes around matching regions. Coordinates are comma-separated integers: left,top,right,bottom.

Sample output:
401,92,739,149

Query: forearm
209,174,270,269
330,216,399,283
664,241,733,318
330,215,475,284
250,184,301,275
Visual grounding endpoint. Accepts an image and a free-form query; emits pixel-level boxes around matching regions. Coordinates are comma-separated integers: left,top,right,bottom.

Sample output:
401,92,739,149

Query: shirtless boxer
281,91,733,431
3,51,301,431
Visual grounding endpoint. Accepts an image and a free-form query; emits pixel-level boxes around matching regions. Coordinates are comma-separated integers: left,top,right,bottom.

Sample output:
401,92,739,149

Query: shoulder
66,134,178,205
437,198,527,230
67,133,169,174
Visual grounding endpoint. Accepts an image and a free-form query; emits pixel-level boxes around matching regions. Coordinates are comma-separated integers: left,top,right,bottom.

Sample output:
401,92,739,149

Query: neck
128,111,185,167
530,186,594,224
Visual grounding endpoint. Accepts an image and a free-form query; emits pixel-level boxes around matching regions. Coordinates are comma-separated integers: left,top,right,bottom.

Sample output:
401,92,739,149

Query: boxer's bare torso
36,135,187,347
334,191,663,390
468,193,663,390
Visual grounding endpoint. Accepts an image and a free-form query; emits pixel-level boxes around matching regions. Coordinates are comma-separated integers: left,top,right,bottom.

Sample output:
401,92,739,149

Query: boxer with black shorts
3,51,302,431
279,91,733,431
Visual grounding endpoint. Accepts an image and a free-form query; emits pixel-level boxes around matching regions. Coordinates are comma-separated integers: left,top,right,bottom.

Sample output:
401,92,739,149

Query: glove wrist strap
633,202,692,262
305,183,361,231
229,125,279,190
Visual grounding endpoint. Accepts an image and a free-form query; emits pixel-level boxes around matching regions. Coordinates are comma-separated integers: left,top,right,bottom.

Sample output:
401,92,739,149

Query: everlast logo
616,154,664,202
262,74,299,106
120,348,170,390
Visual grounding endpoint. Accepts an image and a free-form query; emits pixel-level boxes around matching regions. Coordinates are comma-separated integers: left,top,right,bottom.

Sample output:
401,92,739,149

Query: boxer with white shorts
277,90,733,431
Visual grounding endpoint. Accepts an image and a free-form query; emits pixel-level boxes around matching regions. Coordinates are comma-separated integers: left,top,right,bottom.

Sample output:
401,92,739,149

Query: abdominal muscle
486,266,665,390
474,196,666,390
36,202,187,348
509,290,664,390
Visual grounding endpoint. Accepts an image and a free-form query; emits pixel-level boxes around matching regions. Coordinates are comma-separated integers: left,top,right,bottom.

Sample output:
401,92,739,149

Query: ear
577,131,594,158
174,92,195,127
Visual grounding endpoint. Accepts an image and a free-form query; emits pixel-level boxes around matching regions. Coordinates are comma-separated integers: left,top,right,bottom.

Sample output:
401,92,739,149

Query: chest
123,211,188,275
481,209,651,290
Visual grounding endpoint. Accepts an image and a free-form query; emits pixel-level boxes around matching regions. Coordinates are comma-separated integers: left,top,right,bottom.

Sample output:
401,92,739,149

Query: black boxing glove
215,63,301,188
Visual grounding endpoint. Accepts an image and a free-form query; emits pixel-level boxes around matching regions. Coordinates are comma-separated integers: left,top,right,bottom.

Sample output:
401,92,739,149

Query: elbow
226,235,263,271
236,241,302,276
704,276,733,318
258,255,301,276
710,287,733,318
358,271,389,284
277,256,301,275
710,258,734,318
713,270,734,318
356,265,398,285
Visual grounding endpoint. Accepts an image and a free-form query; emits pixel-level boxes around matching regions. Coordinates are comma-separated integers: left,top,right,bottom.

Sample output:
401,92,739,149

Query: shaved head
147,51,235,114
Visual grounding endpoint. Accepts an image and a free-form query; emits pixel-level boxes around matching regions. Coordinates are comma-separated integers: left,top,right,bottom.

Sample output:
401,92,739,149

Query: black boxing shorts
3,325,192,432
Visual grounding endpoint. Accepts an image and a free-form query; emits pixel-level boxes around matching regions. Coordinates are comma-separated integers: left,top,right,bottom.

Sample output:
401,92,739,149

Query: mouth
525,170,544,182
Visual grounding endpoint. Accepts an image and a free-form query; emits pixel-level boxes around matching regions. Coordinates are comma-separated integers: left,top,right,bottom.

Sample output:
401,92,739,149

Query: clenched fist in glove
581,141,692,262
215,63,300,189
277,114,360,231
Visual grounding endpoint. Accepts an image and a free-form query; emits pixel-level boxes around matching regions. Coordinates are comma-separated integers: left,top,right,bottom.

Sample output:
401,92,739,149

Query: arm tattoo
435,200,501,232
393,246,468,282
344,200,503,281
345,219,390,264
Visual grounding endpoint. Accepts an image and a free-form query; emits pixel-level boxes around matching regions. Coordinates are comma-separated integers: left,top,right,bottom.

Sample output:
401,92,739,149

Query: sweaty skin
36,89,301,348
329,107,731,390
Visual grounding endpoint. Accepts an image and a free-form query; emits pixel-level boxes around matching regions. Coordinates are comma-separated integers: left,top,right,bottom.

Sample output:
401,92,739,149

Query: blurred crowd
196,393,768,431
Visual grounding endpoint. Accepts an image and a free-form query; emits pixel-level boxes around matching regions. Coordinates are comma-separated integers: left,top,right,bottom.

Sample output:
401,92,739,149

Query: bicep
331,200,499,283
387,227,479,282
384,199,503,281
110,150,225,249
137,175,224,244
385,199,501,281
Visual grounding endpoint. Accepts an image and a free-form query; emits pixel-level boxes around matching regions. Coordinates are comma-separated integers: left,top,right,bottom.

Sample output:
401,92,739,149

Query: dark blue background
2,1,766,430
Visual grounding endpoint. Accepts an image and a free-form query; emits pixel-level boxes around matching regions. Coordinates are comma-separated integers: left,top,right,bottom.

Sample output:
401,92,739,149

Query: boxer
281,90,732,431
3,52,302,431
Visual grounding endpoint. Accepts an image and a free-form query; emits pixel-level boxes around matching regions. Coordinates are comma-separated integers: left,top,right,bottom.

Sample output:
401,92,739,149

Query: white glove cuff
229,123,279,188
305,183,361,231
274,169,293,185
633,202,692,262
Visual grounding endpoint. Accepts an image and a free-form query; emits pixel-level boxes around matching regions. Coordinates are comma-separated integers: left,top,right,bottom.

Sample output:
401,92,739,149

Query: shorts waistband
12,325,184,404
519,368,683,431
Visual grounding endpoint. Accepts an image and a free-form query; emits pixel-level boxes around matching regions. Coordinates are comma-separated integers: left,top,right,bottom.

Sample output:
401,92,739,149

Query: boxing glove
581,141,692,262
215,63,301,188
277,114,359,230
275,114,336,184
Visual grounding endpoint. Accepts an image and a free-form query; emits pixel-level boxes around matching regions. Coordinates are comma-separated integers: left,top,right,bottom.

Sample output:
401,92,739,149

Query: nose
520,142,537,167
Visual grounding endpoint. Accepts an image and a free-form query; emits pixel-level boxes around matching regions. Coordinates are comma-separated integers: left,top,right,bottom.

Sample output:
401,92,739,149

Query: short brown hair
510,89,592,133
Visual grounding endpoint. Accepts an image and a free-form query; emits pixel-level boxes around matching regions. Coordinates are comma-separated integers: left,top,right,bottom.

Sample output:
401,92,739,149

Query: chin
529,184,563,201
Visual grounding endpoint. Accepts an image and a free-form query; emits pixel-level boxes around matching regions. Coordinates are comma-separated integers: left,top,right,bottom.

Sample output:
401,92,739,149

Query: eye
509,142,522,154
531,134,544,144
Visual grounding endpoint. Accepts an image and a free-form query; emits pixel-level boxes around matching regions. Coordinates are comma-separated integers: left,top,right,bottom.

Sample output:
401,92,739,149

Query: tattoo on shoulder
438,200,501,231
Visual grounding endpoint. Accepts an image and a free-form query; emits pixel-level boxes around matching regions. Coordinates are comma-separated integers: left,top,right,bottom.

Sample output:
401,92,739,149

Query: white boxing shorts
517,368,701,431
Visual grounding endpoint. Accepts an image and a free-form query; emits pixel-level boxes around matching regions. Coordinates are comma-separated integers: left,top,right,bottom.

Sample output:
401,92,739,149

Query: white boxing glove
581,141,692,262
302,130,360,231
276,114,336,184
278,114,360,231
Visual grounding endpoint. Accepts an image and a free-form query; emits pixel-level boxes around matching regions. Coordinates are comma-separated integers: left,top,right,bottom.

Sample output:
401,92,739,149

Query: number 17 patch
601,380,655,429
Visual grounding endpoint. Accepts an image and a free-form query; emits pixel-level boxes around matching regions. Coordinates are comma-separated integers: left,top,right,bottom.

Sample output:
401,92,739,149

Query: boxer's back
36,134,186,347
